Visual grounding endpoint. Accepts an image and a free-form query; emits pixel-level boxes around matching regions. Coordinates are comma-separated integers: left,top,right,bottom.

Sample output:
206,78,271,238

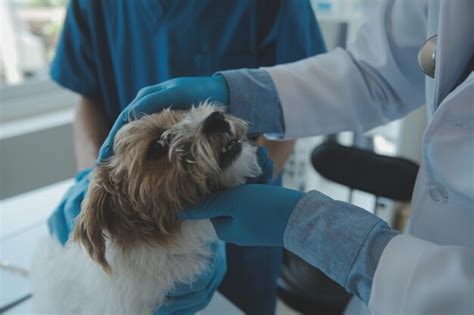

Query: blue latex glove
47,168,92,245
181,185,304,247
247,146,274,185
98,76,228,162
155,241,227,315
155,147,270,313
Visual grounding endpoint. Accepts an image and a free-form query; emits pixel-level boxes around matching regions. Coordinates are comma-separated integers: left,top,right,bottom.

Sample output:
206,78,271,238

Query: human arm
182,185,398,304
288,196,474,313
181,148,472,309
74,97,110,169
253,0,326,173
50,0,112,168
182,184,474,312
98,1,429,159
221,0,429,139
97,0,326,163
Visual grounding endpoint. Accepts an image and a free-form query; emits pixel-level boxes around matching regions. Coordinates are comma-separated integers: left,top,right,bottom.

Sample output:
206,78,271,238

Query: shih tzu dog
31,102,262,314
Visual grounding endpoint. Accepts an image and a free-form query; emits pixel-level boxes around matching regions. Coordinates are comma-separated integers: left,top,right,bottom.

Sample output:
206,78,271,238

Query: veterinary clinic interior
1,0,472,314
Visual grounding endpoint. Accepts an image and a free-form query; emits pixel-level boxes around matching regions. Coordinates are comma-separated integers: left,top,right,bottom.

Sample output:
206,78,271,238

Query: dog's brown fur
72,107,248,272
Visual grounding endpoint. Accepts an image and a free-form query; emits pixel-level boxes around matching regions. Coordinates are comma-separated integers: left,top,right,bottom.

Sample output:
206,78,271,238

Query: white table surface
0,180,242,314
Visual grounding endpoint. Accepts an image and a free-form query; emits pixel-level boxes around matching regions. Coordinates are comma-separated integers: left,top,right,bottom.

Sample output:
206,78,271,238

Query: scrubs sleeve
50,0,101,103
272,0,326,63
283,190,399,303
255,0,326,66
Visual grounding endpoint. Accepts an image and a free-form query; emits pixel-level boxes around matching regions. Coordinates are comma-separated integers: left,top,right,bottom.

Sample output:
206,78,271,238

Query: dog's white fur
31,221,215,314
31,104,260,314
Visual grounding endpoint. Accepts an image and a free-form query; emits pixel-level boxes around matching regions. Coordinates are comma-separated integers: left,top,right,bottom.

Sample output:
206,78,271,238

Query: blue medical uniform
51,1,326,314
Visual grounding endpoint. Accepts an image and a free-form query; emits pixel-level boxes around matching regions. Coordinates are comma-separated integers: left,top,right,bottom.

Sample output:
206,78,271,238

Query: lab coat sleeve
283,190,400,303
265,0,428,138
284,191,474,312
369,235,474,314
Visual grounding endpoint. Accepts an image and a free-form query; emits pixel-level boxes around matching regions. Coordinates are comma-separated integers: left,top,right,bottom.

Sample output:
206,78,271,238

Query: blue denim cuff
217,69,284,135
284,190,399,303
346,221,399,302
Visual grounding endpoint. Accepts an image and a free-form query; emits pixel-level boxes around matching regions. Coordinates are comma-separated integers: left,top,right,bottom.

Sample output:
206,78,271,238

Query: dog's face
73,103,261,272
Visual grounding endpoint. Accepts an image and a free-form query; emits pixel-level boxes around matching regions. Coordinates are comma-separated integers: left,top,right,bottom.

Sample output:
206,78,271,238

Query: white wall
0,80,78,199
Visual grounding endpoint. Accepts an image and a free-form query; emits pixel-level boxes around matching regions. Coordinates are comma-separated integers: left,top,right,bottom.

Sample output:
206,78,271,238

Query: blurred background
1,0,76,200
0,0,426,200
1,0,426,313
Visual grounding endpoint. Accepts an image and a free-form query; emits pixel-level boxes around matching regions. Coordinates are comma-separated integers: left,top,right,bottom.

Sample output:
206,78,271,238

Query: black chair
278,139,419,314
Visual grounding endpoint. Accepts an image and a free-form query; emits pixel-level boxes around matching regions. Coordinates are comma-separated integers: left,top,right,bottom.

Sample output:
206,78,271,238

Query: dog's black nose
202,111,230,134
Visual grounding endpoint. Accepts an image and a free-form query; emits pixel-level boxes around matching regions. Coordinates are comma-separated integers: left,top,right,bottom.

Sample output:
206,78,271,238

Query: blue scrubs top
51,0,326,122
50,1,326,314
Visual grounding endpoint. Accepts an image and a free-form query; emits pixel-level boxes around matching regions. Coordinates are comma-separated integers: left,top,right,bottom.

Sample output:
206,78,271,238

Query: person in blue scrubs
48,1,326,314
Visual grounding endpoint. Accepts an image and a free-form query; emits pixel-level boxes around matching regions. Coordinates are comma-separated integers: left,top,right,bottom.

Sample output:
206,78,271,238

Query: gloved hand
98,76,228,162
181,185,304,247
247,146,274,185
155,241,227,315
155,147,271,313
48,168,92,245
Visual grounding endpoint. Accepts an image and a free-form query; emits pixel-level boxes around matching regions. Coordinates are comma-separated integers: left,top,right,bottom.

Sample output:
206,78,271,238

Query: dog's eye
148,139,168,159
222,139,241,153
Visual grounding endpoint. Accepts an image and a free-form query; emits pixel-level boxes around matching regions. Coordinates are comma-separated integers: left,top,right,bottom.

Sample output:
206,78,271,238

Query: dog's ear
72,166,113,274
202,111,230,135
148,138,169,159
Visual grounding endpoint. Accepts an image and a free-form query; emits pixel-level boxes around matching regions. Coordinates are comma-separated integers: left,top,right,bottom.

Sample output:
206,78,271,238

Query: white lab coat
265,0,474,314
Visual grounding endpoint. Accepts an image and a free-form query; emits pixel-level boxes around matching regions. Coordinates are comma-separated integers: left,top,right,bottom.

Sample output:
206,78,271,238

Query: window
0,0,67,86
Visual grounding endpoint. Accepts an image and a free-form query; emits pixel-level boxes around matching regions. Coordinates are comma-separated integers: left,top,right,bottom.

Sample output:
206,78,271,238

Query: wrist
209,75,229,106
216,69,283,135
282,190,315,247
276,187,305,246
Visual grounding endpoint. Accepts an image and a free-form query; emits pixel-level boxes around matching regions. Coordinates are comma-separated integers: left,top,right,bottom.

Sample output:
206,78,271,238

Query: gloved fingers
132,89,179,113
259,157,274,184
58,185,82,229
172,262,223,301
256,146,269,164
97,105,138,162
63,189,86,232
98,91,190,162
157,255,225,314
160,278,223,315
169,258,216,294
179,193,231,220
47,170,93,245
47,200,70,246
165,242,226,295
74,168,93,181
97,138,112,163
134,83,167,100
210,217,236,242
171,288,215,315
245,146,274,184
97,114,126,162
133,86,216,114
